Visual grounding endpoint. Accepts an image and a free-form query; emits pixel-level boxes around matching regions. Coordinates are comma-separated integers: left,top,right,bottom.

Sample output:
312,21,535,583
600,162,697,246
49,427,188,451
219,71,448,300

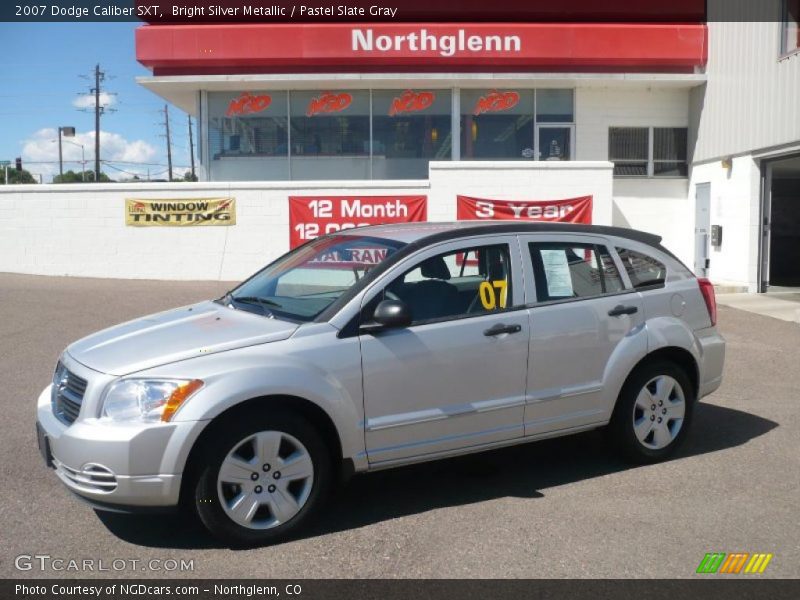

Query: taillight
697,278,717,326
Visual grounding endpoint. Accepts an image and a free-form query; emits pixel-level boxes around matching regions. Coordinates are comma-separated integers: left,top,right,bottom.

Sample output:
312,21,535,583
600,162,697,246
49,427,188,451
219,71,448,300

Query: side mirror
371,299,412,330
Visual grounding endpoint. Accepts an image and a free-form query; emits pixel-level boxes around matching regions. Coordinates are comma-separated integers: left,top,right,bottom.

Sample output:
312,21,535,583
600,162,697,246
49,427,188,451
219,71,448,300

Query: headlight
102,379,203,423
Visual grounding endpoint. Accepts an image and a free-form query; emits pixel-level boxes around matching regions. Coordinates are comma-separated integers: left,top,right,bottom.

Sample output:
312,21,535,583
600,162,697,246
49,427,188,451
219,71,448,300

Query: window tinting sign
125,198,236,227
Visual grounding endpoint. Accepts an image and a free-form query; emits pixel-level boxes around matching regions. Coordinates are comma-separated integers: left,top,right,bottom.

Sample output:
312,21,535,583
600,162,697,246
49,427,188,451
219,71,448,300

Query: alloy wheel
217,430,314,529
631,375,686,450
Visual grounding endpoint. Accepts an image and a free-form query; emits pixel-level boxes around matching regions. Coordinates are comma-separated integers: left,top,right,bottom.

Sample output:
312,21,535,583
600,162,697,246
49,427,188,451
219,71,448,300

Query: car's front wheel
194,410,331,546
609,361,695,464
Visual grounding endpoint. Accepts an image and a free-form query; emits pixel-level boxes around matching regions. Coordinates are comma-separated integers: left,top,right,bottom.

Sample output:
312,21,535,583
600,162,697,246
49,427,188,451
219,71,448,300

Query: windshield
225,234,407,322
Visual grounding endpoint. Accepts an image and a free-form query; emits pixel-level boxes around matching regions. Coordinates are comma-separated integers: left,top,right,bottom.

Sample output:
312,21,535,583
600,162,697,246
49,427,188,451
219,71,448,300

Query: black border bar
0,0,793,23
4,579,800,600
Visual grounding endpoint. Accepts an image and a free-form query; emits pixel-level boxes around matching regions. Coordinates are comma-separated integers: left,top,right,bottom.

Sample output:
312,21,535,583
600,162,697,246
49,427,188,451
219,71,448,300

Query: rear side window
529,243,624,302
616,247,667,289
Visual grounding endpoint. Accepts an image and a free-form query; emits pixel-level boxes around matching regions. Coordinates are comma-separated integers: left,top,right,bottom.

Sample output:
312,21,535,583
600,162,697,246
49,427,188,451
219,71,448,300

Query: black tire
608,360,695,464
193,410,332,547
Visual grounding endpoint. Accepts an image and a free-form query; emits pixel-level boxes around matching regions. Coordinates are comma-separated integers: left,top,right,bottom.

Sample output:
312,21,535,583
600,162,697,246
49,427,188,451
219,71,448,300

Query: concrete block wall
0,161,617,281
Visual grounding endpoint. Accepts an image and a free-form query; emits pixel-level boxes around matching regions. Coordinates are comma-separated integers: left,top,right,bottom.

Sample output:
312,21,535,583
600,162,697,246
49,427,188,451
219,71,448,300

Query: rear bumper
695,327,726,398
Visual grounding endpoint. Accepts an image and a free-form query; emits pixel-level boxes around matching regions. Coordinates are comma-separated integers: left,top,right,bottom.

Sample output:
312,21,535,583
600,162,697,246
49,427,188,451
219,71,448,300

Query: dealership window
204,87,578,181
289,90,371,181
536,90,574,161
609,127,688,177
208,91,289,180
372,90,452,179
461,89,534,160
782,0,800,55
460,89,574,161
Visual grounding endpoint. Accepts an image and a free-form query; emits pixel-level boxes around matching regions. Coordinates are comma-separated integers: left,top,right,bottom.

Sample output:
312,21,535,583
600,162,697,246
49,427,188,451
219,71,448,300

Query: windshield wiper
226,295,282,317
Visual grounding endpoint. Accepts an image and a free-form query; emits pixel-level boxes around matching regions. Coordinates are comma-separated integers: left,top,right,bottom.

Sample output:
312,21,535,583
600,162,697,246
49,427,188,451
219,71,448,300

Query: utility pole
188,114,196,181
162,104,173,182
93,64,103,182
78,65,114,182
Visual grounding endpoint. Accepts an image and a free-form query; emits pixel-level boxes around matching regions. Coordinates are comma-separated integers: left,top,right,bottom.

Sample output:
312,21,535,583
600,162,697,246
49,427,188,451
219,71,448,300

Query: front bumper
36,385,205,509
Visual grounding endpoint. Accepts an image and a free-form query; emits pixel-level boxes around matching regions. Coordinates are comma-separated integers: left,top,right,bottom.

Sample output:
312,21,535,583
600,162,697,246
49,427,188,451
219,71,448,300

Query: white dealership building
0,2,798,290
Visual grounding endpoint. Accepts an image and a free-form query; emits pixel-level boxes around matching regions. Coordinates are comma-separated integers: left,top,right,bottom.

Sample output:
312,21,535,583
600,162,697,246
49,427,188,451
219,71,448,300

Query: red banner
457,195,593,223
289,195,427,248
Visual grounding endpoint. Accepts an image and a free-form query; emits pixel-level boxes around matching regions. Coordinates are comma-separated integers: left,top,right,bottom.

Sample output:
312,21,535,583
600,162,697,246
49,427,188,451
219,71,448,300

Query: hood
67,301,298,376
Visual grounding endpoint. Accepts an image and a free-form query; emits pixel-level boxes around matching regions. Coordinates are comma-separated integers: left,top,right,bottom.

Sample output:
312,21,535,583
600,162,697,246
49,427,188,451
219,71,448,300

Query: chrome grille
52,362,87,425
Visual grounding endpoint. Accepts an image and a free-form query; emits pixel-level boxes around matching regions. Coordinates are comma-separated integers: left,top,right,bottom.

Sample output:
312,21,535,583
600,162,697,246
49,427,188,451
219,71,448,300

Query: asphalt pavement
1,273,798,578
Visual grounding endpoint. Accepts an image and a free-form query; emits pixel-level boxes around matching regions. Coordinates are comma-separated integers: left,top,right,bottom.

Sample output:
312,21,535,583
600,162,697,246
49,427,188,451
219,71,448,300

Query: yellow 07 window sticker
479,280,508,310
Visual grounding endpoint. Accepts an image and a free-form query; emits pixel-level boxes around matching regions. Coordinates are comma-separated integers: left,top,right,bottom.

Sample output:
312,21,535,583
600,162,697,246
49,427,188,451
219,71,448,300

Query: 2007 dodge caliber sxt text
35,222,725,545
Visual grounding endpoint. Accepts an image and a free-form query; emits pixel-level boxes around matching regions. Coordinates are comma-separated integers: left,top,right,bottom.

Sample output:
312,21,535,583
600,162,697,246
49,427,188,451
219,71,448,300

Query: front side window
783,0,800,55
616,247,667,290
380,244,516,324
229,235,406,322
530,243,624,302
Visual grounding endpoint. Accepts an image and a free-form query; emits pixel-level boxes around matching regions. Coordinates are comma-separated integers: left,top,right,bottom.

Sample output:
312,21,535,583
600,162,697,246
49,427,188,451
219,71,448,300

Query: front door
520,236,647,436
360,237,530,464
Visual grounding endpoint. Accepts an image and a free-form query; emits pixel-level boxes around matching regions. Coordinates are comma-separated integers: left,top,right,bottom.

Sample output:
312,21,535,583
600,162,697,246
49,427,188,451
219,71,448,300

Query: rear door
520,234,647,436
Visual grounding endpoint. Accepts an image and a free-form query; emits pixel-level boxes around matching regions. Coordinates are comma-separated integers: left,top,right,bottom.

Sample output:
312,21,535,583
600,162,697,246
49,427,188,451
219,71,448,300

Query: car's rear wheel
609,361,695,464
194,410,331,546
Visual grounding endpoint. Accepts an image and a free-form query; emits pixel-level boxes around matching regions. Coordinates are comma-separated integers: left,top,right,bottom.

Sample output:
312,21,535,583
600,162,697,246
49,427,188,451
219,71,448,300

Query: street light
57,126,76,179
63,140,87,182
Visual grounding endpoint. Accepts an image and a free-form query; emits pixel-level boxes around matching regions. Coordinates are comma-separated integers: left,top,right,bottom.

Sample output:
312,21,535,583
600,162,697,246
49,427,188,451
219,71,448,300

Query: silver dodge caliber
36,222,725,545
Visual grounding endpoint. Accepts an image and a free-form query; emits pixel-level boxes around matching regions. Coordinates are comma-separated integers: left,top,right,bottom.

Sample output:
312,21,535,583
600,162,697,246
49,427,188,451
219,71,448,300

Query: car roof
335,220,664,249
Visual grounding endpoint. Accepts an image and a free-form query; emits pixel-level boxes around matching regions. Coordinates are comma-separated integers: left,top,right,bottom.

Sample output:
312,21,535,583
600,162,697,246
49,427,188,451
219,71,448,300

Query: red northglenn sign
136,24,707,75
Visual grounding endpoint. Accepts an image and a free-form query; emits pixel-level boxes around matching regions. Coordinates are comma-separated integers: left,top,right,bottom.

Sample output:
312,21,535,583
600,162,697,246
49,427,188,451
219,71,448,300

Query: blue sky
0,22,194,182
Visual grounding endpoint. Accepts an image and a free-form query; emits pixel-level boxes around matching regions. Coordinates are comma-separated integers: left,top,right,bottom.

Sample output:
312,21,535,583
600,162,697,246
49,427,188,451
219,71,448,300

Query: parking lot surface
1,273,798,578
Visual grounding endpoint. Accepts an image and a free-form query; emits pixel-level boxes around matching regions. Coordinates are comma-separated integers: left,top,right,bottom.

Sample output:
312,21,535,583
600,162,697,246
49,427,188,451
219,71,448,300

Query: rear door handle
608,305,638,317
483,323,522,337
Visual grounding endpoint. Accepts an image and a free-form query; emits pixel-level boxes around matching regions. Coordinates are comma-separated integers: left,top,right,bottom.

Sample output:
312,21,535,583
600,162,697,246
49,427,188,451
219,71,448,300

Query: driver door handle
483,323,522,337
608,305,638,317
